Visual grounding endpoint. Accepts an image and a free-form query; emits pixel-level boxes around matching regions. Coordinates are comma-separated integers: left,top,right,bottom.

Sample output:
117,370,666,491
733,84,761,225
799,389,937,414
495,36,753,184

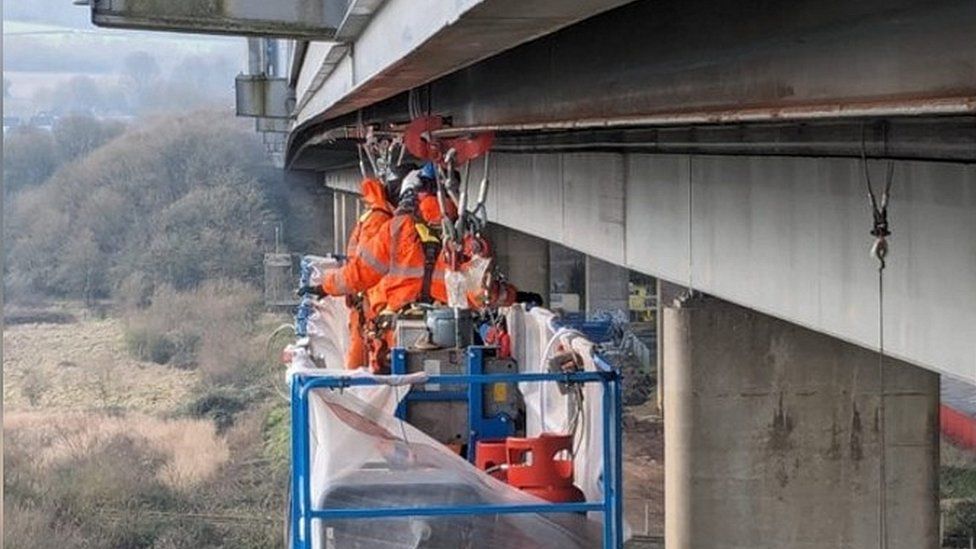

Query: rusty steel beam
288,0,976,166
428,0,976,129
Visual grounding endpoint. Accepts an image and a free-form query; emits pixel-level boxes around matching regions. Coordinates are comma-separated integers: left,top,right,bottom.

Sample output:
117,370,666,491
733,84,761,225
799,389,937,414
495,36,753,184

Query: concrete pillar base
664,296,939,549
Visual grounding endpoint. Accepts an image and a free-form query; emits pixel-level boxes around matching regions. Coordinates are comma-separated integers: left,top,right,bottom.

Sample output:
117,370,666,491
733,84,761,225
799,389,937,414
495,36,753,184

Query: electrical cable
266,323,296,402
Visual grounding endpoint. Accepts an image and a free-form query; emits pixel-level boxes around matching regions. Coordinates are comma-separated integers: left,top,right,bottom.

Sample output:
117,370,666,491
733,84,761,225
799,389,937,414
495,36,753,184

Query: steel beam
291,0,636,125
289,0,976,165
235,75,292,119
488,118,976,162
90,0,347,39
427,0,976,128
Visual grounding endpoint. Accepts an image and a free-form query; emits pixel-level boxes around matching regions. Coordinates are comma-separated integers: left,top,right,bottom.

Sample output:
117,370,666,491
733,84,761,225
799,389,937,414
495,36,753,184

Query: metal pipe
430,96,976,137
602,379,614,548
613,373,624,546
309,502,604,520
454,164,470,237
299,372,611,393
290,378,302,548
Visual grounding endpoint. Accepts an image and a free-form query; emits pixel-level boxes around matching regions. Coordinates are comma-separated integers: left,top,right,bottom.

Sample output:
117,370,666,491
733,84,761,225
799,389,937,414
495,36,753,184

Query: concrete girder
323,153,976,382
427,0,976,129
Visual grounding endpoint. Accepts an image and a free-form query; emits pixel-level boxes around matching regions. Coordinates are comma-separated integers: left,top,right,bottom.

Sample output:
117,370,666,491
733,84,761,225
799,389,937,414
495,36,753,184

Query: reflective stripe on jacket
322,179,393,312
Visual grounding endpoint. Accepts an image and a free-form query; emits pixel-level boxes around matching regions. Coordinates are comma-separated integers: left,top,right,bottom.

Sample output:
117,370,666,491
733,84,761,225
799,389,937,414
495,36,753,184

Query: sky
3,0,248,118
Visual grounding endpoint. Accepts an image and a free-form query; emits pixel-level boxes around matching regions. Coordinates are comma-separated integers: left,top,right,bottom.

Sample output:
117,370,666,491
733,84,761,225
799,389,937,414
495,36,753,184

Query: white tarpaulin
506,306,605,505
290,301,620,547
300,381,603,548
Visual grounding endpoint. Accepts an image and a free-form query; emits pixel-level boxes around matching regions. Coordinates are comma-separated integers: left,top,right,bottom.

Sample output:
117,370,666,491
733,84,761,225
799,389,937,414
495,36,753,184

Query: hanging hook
861,129,893,270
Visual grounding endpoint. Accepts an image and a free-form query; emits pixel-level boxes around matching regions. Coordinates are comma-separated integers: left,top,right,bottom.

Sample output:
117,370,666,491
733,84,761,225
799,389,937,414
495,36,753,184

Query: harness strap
415,222,441,304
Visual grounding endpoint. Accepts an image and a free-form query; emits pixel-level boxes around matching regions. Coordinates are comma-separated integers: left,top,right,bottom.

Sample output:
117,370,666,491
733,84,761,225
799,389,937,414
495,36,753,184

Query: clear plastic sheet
305,255,341,288
304,384,604,549
307,297,349,369
300,255,351,370
445,269,467,309
445,255,492,309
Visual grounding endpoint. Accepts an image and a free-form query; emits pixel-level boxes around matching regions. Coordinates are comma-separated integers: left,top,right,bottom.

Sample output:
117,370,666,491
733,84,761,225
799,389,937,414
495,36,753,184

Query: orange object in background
475,439,509,481
484,326,512,358
475,433,584,503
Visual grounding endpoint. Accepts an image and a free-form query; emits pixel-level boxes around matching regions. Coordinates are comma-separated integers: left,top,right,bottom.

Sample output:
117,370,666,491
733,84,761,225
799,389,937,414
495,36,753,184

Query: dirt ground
3,304,198,414
623,399,665,537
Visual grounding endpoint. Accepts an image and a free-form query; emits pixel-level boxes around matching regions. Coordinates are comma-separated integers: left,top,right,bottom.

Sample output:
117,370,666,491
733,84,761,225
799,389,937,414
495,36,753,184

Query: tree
121,51,161,112
4,111,277,302
53,115,124,163
3,127,58,194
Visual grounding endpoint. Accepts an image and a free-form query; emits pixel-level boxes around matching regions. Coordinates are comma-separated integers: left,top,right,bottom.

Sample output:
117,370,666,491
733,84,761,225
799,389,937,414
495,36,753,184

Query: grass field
3,302,287,548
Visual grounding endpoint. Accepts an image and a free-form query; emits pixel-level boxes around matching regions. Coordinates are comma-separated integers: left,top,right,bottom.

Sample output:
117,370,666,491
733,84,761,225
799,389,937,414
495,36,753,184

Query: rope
877,262,888,549
861,141,893,549
687,155,695,296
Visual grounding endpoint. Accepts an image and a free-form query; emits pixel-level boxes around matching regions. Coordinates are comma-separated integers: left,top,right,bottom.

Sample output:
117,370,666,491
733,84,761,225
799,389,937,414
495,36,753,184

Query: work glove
297,285,326,299
516,291,544,308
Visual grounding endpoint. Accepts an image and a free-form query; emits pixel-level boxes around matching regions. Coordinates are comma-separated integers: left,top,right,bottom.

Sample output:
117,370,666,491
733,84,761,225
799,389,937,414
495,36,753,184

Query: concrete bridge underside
297,0,976,382
325,151,976,384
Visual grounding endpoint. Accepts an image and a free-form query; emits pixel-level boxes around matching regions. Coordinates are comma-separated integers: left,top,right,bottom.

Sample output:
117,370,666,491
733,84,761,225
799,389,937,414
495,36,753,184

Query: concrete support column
549,244,585,313
664,297,939,549
486,225,550,305
584,255,629,315
655,280,687,414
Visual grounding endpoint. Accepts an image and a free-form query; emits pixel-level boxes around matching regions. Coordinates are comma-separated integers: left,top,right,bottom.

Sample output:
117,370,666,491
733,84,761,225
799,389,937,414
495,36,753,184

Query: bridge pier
663,296,939,549
584,256,629,316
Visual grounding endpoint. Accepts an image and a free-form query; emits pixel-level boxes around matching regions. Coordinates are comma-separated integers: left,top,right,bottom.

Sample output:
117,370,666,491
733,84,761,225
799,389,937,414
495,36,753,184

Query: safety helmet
385,163,418,204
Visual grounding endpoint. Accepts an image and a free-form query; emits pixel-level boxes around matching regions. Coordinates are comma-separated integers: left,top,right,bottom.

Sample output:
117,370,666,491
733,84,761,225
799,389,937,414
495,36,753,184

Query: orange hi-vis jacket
342,178,394,314
324,179,392,369
322,193,453,313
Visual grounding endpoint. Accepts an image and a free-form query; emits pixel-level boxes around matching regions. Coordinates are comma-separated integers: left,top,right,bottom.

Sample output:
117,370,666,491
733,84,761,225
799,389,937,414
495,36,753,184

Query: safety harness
414,222,442,304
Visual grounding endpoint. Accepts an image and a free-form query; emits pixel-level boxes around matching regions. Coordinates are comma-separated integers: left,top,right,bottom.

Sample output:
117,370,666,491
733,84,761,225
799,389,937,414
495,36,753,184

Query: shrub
123,280,264,386
126,327,177,365
185,386,249,432
21,368,50,407
4,411,233,548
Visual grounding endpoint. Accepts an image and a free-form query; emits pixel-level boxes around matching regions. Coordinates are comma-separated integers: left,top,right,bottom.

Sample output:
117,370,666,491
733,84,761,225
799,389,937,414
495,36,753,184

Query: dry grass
3,308,198,414
6,410,229,491
125,280,264,385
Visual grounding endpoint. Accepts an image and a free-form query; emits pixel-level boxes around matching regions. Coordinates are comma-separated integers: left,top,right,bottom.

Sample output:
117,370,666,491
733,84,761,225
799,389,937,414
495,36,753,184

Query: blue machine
288,356,625,549
390,346,518,463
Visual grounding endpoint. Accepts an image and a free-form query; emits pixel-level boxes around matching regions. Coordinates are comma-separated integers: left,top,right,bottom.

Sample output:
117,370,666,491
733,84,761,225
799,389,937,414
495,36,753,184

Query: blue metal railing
289,367,625,549
552,314,616,344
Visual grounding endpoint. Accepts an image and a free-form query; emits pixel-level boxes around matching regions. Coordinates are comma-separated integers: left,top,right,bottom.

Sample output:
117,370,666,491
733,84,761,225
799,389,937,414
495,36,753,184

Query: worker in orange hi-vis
315,167,528,372
298,164,415,370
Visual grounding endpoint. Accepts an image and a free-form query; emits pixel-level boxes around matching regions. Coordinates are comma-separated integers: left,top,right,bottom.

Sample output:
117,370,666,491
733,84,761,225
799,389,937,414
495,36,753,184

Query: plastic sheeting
301,255,350,370
307,297,349,369
291,298,619,547
507,306,629,542
304,382,603,548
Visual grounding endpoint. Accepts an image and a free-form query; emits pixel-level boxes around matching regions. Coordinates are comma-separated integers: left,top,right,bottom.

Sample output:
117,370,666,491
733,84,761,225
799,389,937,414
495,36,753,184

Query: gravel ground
623,400,665,539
